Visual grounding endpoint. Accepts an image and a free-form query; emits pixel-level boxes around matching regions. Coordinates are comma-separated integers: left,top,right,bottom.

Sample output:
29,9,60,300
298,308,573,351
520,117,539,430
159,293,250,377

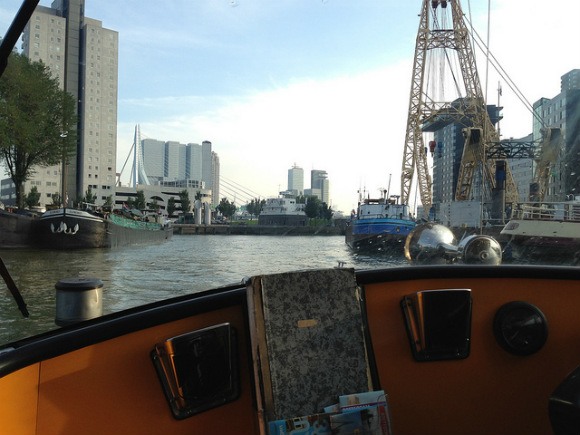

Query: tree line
216,195,333,221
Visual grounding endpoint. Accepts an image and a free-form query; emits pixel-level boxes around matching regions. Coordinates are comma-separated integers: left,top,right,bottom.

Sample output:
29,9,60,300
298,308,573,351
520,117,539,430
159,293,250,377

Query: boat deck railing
511,202,580,222
108,213,163,230
357,213,414,221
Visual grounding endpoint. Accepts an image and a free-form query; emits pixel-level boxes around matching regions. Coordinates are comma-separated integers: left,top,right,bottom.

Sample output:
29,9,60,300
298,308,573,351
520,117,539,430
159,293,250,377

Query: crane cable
462,5,544,128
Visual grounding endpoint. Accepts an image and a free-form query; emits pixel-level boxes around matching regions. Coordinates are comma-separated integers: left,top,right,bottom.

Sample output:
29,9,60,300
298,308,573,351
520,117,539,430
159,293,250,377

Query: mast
60,132,68,208
132,125,138,188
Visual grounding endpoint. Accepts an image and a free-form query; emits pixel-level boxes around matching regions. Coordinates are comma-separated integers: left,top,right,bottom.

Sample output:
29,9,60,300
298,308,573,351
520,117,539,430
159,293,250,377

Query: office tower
288,164,304,196
140,139,165,183
201,141,220,206
310,169,329,204
188,143,203,182
139,139,220,206
21,0,118,207
211,151,220,207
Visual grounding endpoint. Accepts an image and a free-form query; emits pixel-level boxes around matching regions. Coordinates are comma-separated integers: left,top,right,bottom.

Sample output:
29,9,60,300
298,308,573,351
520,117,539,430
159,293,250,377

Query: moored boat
500,199,580,260
33,207,173,249
0,209,37,248
257,196,308,226
346,193,416,253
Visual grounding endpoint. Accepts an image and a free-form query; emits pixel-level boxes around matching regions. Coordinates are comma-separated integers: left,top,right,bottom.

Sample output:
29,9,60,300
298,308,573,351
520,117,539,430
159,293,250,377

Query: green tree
217,197,236,219
135,190,146,210
321,202,333,220
82,186,97,205
247,197,266,219
103,195,113,211
167,197,176,216
0,53,77,209
179,189,191,213
304,196,322,219
24,186,40,209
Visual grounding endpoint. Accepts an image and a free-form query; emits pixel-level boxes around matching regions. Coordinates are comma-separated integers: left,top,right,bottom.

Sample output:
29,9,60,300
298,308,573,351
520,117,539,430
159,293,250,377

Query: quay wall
173,224,344,236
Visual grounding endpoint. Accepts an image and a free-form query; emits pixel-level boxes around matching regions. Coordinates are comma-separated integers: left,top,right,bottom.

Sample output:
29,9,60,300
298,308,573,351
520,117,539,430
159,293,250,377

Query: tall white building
141,139,165,183
287,164,304,196
17,0,118,208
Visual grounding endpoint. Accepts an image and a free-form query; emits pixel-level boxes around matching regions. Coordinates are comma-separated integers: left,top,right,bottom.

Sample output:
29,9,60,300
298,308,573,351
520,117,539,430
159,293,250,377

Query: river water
0,234,405,345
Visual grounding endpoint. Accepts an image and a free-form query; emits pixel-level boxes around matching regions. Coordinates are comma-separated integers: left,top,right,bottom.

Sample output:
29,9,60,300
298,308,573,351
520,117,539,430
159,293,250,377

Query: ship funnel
405,223,502,265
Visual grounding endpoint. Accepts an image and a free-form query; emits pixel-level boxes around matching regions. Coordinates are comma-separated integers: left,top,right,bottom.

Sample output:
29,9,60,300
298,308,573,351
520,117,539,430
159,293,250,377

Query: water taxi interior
1,263,580,434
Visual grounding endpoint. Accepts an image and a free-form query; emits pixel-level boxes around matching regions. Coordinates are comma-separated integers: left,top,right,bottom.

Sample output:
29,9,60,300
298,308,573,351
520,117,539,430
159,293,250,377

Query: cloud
118,61,412,213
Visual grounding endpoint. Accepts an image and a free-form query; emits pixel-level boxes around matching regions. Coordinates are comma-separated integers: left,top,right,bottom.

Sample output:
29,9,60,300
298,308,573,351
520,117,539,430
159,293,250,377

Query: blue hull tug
346,195,416,253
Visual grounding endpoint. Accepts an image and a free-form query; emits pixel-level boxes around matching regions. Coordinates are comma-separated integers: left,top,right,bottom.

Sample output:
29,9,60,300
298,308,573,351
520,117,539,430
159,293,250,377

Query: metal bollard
55,277,104,326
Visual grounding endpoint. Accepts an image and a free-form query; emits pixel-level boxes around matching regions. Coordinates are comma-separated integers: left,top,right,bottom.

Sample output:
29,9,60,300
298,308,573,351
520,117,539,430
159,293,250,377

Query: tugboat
346,189,416,254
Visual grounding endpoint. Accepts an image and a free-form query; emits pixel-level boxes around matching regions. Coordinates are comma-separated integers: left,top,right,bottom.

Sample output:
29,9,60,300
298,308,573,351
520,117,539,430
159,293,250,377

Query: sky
0,0,579,214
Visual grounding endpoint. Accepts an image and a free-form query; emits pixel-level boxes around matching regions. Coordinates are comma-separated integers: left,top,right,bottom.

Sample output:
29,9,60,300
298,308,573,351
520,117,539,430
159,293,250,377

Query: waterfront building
14,0,119,208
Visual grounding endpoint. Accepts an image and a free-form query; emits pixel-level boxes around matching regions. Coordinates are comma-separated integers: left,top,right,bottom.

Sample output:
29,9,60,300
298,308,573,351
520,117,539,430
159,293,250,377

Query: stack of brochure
268,390,392,435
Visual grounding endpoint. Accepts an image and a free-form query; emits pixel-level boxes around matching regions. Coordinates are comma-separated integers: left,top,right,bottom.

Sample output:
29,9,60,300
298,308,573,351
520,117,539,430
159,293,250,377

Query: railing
108,213,162,230
511,202,580,222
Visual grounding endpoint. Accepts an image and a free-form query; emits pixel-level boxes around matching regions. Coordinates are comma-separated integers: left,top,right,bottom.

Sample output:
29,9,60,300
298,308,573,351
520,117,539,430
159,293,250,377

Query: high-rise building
201,141,219,206
140,139,165,183
530,69,580,201
506,134,534,203
139,139,220,207
431,70,580,215
430,100,502,208
210,151,220,207
310,169,329,204
20,0,118,207
287,164,304,196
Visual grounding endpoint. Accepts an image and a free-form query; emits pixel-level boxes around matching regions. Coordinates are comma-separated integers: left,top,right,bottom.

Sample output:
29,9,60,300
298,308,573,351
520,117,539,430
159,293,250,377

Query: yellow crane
401,0,518,216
